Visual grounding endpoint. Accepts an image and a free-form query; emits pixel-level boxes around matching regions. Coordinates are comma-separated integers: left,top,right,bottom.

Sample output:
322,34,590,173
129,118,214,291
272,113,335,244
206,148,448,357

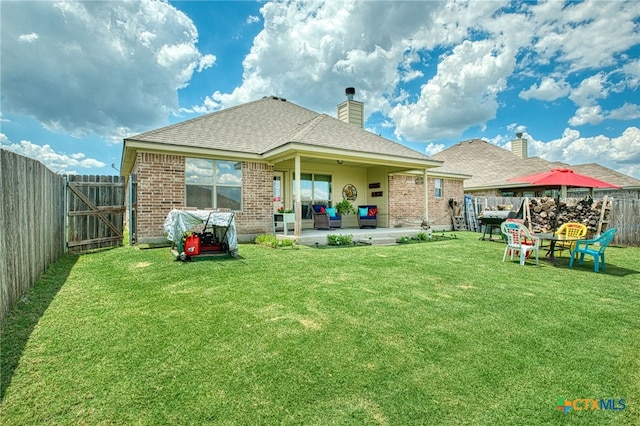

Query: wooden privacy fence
1,150,65,320
1,150,126,319
66,175,126,253
467,196,640,247
608,199,640,247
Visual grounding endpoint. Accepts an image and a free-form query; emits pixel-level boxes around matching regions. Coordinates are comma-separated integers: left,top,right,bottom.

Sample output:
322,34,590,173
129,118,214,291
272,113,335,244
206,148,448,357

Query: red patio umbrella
507,168,621,191
507,168,620,231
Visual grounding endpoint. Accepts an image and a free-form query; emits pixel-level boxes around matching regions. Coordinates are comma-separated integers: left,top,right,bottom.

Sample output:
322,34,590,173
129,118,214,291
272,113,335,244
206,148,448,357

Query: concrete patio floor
275,226,458,246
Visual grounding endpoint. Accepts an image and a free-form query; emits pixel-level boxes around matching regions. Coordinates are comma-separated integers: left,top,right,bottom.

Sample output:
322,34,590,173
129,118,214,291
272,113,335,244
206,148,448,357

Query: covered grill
478,210,517,241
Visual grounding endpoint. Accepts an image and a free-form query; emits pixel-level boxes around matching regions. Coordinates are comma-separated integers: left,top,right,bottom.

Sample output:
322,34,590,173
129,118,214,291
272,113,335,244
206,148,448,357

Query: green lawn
2,232,639,425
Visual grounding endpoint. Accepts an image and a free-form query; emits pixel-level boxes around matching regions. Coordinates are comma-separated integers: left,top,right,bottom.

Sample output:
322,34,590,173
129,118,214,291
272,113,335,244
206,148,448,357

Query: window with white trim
185,158,242,210
434,178,443,198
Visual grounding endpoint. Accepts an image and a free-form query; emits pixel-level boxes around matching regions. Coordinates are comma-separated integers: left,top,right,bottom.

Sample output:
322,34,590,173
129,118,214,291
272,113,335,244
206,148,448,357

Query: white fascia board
121,140,265,175
264,143,443,170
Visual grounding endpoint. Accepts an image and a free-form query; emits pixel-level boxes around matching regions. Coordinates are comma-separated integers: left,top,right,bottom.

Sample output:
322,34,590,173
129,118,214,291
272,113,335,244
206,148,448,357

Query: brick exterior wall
235,162,274,239
434,178,464,227
388,175,424,227
133,153,274,243
134,153,185,243
388,175,464,229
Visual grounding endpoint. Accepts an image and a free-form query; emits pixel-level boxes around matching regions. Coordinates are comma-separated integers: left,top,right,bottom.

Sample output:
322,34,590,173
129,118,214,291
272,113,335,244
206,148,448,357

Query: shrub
255,234,277,247
255,234,296,249
277,239,296,248
327,234,353,246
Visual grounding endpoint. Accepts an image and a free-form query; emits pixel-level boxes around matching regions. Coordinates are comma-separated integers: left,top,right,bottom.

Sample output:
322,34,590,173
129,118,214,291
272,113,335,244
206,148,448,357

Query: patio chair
312,204,341,230
554,222,587,258
501,221,540,266
357,205,377,228
569,228,617,272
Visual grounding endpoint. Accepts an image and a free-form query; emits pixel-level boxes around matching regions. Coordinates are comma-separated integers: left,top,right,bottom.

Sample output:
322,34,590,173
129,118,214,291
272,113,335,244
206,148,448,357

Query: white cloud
519,77,571,101
569,73,608,107
425,142,446,156
619,59,640,90
18,33,39,42
198,54,217,72
569,101,640,126
568,105,605,126
1,0,214,139
198,1,453,116
608,103,640,120
389,38,515,140
530,0,640,72
247,15,260,24
198,0,638,146
157,43,199,69
528,127,640,179
0,134,106,174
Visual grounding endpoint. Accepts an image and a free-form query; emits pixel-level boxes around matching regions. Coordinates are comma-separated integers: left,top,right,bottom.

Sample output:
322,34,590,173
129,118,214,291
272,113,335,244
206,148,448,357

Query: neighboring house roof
568,163,640,189
431,138,640,190
121,96,444,175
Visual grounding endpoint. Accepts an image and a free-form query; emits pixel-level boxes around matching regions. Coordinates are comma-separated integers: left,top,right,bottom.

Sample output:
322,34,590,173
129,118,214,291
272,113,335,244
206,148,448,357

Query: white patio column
294,154,301,237
423,169,429,224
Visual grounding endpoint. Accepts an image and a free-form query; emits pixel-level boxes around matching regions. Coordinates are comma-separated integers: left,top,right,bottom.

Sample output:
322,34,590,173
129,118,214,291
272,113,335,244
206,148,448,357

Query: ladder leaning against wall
596,195,612,237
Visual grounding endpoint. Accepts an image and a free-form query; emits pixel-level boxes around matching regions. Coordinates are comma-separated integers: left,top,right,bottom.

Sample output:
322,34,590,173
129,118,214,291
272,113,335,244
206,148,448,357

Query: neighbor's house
121,91,469,244
431,137,640,199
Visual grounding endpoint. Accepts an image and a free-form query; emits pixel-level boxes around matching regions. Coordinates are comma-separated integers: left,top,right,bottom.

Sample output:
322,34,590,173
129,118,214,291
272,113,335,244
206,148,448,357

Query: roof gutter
263,142,443,170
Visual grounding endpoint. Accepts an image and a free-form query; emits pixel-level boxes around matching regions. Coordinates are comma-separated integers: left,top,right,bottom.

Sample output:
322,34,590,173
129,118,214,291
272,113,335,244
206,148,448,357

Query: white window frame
434,178,443,199
185,158,243,210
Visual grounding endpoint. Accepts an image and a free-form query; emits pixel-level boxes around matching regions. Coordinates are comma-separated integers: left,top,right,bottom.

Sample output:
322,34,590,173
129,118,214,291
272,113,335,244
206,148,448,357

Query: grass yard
1,232,639,425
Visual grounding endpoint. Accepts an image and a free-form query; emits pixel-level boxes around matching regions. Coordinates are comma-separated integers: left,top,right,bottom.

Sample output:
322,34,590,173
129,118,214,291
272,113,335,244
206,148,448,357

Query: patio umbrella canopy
507,168,621,190
507,168,621,232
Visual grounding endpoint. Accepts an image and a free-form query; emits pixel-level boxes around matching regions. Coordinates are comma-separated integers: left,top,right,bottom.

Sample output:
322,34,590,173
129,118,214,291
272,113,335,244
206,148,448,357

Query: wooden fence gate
66,175,126,253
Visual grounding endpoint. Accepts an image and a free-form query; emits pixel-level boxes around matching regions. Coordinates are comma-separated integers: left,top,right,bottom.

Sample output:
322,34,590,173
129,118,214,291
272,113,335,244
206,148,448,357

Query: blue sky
2,0,639,178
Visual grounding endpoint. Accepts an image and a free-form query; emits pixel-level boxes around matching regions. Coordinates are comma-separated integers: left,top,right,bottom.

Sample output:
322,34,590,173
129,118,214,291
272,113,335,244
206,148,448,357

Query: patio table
534,232,582,263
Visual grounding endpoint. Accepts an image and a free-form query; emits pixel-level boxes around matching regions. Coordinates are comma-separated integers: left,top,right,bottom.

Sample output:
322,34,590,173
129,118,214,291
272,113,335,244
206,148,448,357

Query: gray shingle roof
126,96,319,154
569,163,640,188
125,96,437,163
276,114,437,160
431,138,640,189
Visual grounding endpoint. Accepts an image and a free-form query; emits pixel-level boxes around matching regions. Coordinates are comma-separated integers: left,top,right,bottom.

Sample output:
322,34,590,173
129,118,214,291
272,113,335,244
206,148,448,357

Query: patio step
359,237,396,246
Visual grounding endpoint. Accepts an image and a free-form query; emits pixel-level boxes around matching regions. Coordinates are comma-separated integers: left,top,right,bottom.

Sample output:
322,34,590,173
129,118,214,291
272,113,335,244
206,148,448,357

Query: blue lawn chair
569,228,617,272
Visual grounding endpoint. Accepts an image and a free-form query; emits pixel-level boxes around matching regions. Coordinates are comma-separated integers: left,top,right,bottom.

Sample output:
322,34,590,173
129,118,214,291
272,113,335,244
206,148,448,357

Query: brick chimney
511,132,528,158
337,87,364,128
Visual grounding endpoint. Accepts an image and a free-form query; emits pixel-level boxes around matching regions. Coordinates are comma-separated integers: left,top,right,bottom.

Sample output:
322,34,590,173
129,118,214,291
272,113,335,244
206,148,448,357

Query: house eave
426,170,473,180
121,139,445,177
263,143,443,171
121,140,265,176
